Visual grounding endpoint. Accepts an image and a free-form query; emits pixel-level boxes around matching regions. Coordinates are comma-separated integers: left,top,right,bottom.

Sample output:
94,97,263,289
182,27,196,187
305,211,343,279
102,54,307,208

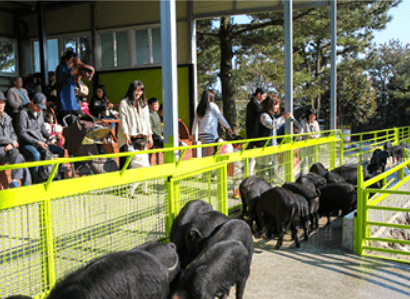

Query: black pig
170,240,251,299
185,210,231,262
318,183,357,225
169,200,213,268
282,182,320,230
255,187,309,249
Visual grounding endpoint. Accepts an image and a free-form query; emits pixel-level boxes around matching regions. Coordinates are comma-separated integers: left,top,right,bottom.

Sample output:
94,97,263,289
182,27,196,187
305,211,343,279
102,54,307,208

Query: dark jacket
253,112,276,147
0,112,17,156
246,98,262,140
18,107,50,146
89,96,112,119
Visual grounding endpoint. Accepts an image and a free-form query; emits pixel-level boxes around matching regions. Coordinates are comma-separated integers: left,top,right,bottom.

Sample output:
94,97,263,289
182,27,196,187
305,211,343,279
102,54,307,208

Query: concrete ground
228,217,410,299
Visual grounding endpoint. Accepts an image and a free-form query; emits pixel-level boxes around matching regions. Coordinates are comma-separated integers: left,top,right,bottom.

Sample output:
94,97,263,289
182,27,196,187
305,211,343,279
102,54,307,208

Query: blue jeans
20,144,47,182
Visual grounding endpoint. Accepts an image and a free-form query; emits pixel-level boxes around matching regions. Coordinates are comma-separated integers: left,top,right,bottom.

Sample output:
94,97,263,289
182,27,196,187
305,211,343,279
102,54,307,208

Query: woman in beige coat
118,80,152,169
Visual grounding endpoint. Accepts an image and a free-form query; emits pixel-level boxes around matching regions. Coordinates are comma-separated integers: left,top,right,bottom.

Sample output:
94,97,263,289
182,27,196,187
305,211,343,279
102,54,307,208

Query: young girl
90,84,118,120
129,138,150,196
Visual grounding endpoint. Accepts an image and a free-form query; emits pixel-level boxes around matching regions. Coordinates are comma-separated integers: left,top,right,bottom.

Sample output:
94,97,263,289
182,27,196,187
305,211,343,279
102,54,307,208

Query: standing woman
56,50,84,125
118,80,153,169
191,89,233,157
252,95,291,180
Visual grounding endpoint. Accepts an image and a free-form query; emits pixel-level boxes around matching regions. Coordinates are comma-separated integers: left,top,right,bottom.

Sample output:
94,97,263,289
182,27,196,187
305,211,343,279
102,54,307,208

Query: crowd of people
1,49,320,190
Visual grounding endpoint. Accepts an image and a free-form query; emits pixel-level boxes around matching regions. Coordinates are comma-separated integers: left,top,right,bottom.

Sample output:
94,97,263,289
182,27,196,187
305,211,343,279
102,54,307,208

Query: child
129,138,150,196
218,135,245,199
44,111,65,147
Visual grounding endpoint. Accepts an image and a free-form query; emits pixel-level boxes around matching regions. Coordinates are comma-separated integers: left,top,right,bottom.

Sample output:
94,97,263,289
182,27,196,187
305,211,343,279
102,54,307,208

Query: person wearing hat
17,93,65,183
246,87,267,174
6,76,30,130
0,91,32,188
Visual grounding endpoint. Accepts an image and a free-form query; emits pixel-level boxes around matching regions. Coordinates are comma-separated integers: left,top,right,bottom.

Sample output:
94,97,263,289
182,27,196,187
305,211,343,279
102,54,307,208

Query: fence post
285,148,293,182
217,164,228,215
395,127,399,144
39,199,56,291
355,165,364,255
166,176,178,237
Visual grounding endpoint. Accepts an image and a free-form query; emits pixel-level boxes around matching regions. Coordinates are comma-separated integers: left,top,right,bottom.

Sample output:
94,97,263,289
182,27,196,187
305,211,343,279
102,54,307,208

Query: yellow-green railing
1,126,410,297
355,152,410,264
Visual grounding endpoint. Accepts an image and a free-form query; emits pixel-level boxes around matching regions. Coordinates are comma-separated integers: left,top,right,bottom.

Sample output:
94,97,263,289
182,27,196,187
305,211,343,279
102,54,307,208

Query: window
97,25,161,70
32,33,92,73
33,39,59,73
0,38,18,75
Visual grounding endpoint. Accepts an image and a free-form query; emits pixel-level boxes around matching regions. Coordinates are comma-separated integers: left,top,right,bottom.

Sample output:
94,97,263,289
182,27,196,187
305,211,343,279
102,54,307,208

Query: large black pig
330,163,370,185
309,162,328,177
255,187,309,249
185,210,231,262
367,148,389,174
239,176,272,218
324,171,346,184
318,183,357,225
390,142,407,163
47,243,179,299
169,200,213,268
203,219,254,263
282,182,320,230
170,240,251,299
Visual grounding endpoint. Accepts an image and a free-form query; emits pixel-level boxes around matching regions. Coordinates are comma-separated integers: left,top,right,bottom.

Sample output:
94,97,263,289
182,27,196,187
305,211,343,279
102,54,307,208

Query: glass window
151,28,162,64
116,31,129,67
79,36,92,65
135,30,149,66
33,39,59,73
64,38,76,53
0,39,17,74
100,33,114,68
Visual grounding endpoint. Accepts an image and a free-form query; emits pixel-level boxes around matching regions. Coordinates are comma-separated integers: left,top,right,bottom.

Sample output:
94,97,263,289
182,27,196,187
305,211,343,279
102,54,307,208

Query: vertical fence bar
330,139,336,169
395,127,399,144
355,165,364,254
39,199,56,292
217,164,228,215
166,176,177,237
285,149,293,182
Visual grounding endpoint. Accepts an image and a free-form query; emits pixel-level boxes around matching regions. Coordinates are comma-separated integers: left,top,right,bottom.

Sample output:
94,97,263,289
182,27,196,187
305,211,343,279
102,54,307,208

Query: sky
372,0,410,45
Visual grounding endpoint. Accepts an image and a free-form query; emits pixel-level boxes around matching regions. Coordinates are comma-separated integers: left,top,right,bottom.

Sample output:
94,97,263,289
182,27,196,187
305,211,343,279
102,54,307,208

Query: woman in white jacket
192,89,232,157
118,80,152,169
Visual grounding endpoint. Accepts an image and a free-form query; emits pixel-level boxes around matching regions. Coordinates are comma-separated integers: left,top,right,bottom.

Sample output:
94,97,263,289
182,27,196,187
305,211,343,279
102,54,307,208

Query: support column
283,0,293,135
161,0,179,162
37,1,48,91
330,0,337,130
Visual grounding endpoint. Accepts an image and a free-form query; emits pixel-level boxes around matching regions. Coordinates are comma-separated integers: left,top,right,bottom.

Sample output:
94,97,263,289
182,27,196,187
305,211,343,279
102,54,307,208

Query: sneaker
8,180,20,188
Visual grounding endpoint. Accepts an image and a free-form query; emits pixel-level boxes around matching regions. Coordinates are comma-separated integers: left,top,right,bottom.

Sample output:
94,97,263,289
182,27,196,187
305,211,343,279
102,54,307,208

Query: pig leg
290,211,301,248
275,218,286,250
235,278,248,299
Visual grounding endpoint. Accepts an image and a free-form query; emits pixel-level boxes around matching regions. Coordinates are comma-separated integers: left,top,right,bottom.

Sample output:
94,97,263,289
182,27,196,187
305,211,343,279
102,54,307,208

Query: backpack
38,149,59,182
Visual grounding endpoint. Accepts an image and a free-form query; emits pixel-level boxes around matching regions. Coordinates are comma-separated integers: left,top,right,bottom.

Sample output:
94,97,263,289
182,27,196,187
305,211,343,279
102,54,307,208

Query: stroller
64,114,118,175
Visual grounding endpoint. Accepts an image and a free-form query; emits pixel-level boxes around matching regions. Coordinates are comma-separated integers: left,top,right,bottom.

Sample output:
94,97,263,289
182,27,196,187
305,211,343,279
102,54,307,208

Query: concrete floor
228,217,410,299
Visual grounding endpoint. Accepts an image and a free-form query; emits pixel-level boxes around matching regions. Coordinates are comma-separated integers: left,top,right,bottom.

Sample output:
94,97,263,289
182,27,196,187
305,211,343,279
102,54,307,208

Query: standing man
148,97,164,148
7,76,30,129
0,91,32,188
246,87,267,175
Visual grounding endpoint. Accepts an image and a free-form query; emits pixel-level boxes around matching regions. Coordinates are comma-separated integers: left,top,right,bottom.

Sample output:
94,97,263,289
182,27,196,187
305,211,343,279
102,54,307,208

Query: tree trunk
219,16,239,136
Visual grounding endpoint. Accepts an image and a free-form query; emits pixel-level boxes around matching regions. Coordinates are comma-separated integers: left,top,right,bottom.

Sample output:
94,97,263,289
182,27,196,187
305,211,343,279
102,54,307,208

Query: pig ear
168,255,179,272
189,228,202,239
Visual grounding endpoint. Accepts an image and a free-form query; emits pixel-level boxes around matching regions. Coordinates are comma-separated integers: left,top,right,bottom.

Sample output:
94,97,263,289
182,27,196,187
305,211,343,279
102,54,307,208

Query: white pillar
188,0,198,141
330,0,337,130
161,0,179,161
284,0,293,134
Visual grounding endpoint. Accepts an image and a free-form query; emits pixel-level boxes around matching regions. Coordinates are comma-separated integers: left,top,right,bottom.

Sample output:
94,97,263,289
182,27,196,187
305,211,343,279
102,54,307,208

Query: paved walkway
228,217,410,299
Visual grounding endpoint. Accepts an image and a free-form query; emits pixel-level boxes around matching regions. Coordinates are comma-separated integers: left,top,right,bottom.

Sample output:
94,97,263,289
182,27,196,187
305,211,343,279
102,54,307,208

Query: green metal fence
355,151,410,264
1,127,410,297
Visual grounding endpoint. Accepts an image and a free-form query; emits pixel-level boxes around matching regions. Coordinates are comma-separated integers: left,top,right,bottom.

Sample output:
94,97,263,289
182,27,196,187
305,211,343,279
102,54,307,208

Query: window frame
31,31,92,73
96,23,161,71
0,37,19,77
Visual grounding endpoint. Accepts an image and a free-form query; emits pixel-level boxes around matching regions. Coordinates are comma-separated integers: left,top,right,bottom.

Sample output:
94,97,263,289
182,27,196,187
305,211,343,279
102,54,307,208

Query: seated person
0,92,31,188
18,93,65,183
148,97,164,148
89,84,118,120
